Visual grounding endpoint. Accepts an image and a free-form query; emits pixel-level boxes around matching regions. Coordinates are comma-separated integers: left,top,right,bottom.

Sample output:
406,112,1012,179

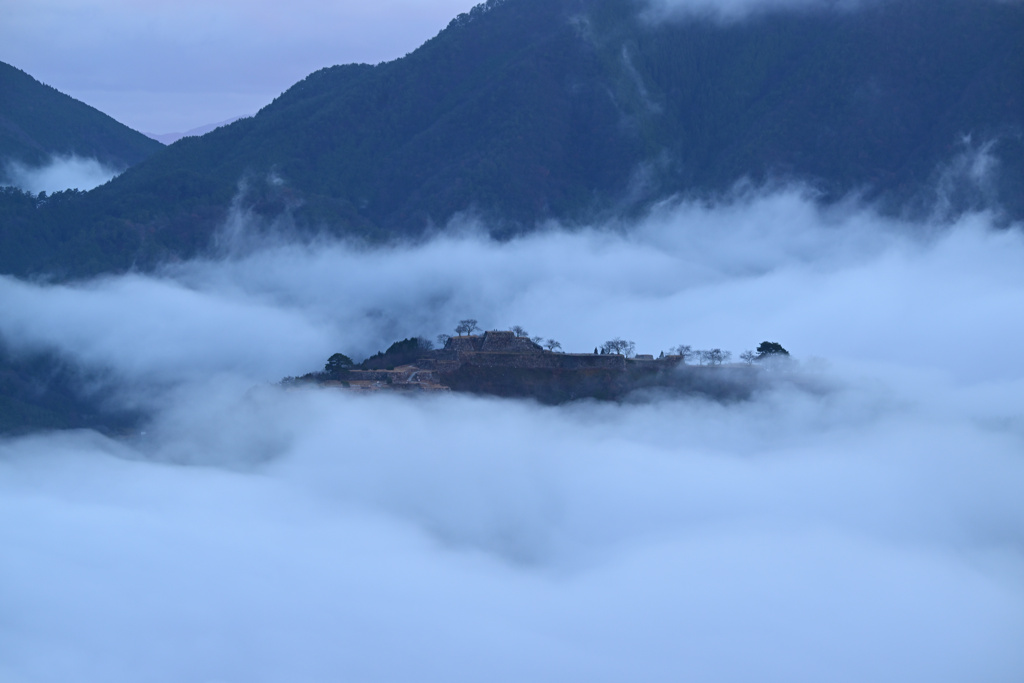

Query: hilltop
286,332,792,404
2,0,1022,279
0,61,163,170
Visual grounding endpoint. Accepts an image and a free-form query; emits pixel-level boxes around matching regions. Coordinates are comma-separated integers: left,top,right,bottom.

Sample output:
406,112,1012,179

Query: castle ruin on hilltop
422,330,628,372
309,329,755,402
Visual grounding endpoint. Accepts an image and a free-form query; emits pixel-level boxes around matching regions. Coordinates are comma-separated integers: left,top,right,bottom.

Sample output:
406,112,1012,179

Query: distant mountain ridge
144,117,246,145
2,0,1023,278
0,61,163,170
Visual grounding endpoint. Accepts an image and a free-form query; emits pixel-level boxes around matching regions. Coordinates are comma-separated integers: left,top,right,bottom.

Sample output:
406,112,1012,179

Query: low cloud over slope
2,154,120,193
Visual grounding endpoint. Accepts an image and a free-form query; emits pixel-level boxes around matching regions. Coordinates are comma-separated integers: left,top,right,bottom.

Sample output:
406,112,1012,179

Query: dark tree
739,350,757,365
544,339,562,352
456,319,480,336
359,337,434,370
324,353,354,375
755,341,790,359
510,325,528,337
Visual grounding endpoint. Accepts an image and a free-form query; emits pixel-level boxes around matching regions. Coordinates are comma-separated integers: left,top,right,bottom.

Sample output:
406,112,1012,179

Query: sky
1,187,1023,681
1,0,475,133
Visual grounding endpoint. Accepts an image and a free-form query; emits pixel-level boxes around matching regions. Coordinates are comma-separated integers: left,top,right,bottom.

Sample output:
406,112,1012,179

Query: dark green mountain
0,61,163,169
3,0,1023,279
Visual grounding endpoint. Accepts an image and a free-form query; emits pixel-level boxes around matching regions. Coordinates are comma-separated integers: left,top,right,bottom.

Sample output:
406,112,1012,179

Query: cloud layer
4,188,1023,386
1,189,1023,681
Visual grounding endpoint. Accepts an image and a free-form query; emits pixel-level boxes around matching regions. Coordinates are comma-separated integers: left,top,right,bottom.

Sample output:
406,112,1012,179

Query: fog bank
1,188,1023,681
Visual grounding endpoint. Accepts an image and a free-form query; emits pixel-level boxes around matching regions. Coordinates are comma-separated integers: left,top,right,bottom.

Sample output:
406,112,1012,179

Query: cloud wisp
1,188,1023,681
2,154,121,194
641,0,871,23
642,0,1023,25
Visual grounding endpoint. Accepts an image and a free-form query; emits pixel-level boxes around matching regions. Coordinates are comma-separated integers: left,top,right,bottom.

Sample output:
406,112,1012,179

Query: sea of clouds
1,187,1023,681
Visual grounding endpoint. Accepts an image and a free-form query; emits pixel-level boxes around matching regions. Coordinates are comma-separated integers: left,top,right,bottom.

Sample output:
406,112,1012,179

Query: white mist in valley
1,188,1022,682
2,154,120,194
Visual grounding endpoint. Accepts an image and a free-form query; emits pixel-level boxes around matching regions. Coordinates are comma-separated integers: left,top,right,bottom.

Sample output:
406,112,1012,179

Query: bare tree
455,319,480,336
437,334,451,347
700,349,728,365
510,325,528,338
601,338,636,358
531,336,544,345
739,350,757,365
544,339,562,352
673,344,694,364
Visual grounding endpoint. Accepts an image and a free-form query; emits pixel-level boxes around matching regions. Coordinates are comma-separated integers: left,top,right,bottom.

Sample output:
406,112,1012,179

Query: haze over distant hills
144,117,247,145
2,0,1022,279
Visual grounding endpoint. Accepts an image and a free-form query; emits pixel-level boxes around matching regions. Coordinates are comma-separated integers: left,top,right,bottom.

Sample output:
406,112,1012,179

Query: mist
641,0,871,22
642,0,1021,23
1,188,1023,681
2,154,120,194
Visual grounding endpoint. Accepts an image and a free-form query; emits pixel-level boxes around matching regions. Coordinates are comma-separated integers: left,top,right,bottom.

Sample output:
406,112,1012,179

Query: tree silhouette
698,349,730,366
324,353,354,375
456,319,480,336
601,338,636,358
755,341,789,359
672,344,694,364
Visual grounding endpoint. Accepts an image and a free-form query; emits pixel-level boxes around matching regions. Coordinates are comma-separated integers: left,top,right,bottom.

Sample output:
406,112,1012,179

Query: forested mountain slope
0,61,163,169
3,0,1022,278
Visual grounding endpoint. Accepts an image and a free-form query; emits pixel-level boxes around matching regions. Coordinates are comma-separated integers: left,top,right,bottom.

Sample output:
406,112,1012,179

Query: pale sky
1,0,475,134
